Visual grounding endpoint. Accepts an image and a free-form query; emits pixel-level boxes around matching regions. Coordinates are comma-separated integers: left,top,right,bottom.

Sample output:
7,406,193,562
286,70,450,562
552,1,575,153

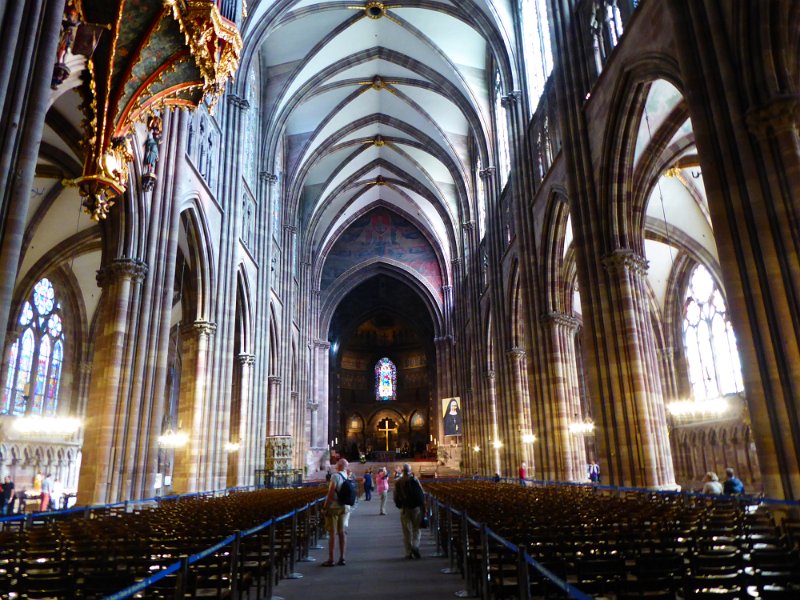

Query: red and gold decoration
64,0,242,220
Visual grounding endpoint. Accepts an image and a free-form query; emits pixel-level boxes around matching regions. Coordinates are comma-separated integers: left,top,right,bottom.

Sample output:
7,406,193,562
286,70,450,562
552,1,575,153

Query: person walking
394,463,425,559
723,467,745,495
0,476,15,515
321,458,351,566
40,473,53,512
376,466,389,515
518,462,527,486
363,468,373,501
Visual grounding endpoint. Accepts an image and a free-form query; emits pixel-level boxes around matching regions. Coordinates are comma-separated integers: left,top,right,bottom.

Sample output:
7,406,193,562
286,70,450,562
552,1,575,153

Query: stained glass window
683,264,744,401
3,278,65,416
375,357,396,401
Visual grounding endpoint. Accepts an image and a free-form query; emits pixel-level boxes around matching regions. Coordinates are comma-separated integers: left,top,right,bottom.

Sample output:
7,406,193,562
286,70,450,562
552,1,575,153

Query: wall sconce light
569,419,595,435
522,433,536,444
472,445,481,453
158,430,189,448
224,442,240,452
492,439,503,450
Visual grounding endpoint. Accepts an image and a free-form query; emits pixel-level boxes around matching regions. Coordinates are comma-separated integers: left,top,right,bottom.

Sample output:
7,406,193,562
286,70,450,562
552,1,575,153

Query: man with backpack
322,458,356,566
394,463,425,559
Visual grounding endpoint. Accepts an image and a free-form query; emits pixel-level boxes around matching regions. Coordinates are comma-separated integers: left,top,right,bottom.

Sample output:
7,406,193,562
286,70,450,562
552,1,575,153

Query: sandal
337,558,346,566
321,560,335,567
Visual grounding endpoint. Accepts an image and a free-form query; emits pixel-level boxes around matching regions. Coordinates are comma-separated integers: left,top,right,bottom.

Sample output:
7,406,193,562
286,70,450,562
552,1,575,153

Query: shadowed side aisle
272,496,467,599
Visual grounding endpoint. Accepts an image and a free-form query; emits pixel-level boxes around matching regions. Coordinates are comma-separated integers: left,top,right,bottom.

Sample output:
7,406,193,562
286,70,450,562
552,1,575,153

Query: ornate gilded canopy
66,0,242,220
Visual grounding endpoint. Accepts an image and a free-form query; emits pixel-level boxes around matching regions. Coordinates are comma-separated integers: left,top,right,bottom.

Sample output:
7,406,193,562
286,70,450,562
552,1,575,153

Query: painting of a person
443,398,462,436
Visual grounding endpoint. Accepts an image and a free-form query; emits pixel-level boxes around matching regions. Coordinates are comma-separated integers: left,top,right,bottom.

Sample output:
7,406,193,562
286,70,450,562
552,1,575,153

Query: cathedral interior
1,0,799,512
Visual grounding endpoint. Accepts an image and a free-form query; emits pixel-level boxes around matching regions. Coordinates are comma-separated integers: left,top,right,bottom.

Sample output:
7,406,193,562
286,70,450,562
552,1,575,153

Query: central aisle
272,493,467,599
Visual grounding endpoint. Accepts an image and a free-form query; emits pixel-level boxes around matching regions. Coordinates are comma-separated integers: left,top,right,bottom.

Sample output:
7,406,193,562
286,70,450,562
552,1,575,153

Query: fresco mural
321,208,443,296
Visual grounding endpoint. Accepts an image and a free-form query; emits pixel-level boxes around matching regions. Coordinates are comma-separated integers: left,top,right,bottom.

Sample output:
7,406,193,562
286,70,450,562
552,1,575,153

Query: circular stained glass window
33,279,55,315
19,301,34,326
47,314,62,338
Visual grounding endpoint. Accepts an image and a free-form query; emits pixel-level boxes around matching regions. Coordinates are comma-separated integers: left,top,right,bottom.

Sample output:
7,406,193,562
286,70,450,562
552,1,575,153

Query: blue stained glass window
33,278,55,314
45,341,63,415
13,329,34,415
375,357,397,401
4,278,65,416
2,340,18,413
32,335,50,414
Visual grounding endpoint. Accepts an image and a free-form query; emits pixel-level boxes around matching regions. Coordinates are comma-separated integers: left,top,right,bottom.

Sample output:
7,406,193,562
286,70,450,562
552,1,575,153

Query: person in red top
518,462,527,486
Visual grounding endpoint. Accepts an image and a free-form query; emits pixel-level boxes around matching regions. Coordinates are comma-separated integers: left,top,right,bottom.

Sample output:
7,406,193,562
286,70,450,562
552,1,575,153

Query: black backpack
336,474,357,506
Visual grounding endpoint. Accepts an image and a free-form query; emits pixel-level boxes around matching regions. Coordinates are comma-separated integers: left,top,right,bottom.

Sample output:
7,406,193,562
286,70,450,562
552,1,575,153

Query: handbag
419,513,429,529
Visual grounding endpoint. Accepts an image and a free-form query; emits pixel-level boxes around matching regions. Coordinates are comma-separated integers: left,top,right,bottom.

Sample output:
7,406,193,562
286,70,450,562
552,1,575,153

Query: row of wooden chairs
428,482,800,599
0,486,326,599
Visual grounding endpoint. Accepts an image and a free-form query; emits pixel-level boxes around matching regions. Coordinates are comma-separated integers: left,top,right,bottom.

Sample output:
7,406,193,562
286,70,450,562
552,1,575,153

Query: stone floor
270,494,468,600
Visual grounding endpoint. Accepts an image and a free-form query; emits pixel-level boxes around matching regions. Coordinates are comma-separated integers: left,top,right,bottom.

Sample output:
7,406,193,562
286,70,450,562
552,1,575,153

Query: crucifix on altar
377,418,397,451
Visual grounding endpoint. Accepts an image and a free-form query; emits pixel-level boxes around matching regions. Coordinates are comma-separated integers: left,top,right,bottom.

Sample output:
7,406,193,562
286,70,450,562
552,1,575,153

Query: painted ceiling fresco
321,207,442,297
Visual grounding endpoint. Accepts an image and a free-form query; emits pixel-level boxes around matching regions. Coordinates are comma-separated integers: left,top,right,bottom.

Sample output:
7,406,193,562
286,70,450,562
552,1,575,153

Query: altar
373,451,396,463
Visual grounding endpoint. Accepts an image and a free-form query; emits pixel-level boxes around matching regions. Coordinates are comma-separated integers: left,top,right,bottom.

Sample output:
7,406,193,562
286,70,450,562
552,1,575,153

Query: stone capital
507,347,526,361
462,221,475,231
501,90,521,108
315,340,331,350
601,248,648,276
307,400,319,411
451,257,462,267
268,375,282,385
227,94,250,110
485,370,496,381
479,166,496,180
192,320,217,337
237,353,256,366
283,225,297,234
79,361,93,375
96,258,148,287
260,171,278,184
745,94,800,138
542,311,580,331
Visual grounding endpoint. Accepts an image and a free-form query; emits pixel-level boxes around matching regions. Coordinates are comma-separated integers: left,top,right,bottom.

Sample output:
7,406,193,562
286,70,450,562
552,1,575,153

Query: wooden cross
378,419,396,451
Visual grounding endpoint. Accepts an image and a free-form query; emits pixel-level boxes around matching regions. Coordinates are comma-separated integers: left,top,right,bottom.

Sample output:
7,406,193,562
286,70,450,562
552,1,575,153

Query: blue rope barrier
103,560,182,600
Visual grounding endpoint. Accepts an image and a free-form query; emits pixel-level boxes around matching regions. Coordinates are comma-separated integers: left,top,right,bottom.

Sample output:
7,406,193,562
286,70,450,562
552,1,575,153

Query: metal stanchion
432,500,445,557
442,508,459,574
230,531,241,599
517,544,531,600
480,524,490,600
298,504,316,562
310,501,324,550
285,511,303,579
174,556,189,600
268,520,284,600
454,510,473,598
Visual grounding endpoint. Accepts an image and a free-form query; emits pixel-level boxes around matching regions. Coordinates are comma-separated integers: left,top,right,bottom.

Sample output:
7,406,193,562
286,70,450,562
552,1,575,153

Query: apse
328,274,435,461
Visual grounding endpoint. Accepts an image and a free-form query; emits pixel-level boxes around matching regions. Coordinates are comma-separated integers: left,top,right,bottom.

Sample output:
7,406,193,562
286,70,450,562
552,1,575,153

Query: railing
429,493,593,599
105,496,326,599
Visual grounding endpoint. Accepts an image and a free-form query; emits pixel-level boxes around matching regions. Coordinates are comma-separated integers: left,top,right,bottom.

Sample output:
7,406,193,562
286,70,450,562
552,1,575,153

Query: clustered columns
79,258,148,505
600,250,675,488
172,320,217,494
541,311,586,482
310,340,330,449
667,0,800,500
236,353,256,484
506,348,534,474
486,370,501,476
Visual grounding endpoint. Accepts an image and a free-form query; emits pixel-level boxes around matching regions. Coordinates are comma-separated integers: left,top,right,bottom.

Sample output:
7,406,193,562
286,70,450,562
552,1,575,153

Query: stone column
600,250,675,488
172,320,216,494
669,0,800,499
267,375,282,437
543,312,586,481
237,352,255,486
0,0,64,344
312,340,330,448
507,348,535,474
486,370,501,475
77,258,148,505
